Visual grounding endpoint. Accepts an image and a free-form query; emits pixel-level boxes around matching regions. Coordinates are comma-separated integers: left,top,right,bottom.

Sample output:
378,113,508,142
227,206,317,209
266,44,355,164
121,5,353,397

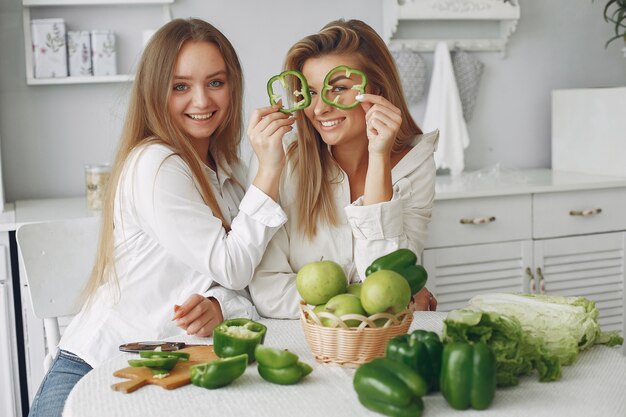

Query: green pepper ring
127,356,180,371
267,70,312,114
321,65,368,110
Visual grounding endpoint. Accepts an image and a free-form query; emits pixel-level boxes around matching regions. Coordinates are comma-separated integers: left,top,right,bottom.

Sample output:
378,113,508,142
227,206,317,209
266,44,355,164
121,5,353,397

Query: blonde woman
29,18,291,417
249,19,439,318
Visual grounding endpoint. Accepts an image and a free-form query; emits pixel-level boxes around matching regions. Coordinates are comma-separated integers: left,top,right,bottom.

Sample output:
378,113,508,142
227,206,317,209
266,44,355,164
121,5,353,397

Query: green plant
597,0,626,47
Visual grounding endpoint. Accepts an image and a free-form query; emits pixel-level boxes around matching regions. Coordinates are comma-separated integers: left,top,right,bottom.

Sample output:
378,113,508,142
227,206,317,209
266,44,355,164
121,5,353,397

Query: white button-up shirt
60,143,287,367
249,130,438,319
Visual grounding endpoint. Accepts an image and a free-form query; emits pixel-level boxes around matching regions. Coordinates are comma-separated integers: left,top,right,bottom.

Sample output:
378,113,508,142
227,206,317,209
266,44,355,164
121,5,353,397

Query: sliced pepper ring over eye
321,65,368,110
266,70,312,114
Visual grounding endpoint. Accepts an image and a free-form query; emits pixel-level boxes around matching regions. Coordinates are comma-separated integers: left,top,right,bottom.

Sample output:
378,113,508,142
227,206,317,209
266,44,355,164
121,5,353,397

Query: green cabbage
443,307,561,386
443,293,623,386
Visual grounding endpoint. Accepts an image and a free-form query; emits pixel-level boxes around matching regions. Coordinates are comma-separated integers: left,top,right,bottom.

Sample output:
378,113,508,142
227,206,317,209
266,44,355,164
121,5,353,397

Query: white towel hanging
422,41,470,176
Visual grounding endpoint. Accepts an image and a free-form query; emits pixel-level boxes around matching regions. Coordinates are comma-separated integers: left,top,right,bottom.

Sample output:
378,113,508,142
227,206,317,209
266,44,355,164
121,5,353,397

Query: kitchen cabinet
423,169,626,334
21,0,173,85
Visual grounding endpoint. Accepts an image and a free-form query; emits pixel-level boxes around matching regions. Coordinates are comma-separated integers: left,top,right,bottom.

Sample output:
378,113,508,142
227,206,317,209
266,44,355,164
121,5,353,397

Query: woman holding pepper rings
249,19,439,318
29,19,289,417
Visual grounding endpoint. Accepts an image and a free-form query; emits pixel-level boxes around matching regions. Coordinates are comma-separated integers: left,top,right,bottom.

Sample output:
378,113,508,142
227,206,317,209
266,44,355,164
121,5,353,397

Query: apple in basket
296,260,347,305
360,270,411,315
321,293,367,327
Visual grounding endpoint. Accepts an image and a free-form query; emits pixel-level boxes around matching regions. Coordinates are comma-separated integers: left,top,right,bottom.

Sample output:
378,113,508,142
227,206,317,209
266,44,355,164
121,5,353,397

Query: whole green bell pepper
440,342,496,410
213,318,267,363
353,357,427,417
190,354,248,389
255,345,313,385
321,65,368,110
267,70,311,113
366,249,427,296
385,329,443,392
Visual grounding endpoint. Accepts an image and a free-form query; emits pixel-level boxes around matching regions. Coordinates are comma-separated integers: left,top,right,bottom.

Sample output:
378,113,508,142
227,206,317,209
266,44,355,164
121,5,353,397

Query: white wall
0,0,624,202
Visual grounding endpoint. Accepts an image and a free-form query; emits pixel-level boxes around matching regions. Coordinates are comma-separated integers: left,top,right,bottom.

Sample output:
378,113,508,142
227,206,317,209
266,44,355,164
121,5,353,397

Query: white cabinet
21,0,173,85
532,232,625,333
424,170,626,334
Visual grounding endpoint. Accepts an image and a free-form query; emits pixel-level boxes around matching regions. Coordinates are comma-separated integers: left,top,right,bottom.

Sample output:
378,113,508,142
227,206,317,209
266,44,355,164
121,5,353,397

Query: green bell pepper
138,350,190,360
213,318,267,363
267,70,311,113
353,357,427,417
321,65,368,110
128,352,182,376
366,248,427,296
440,342,497,410
385,329,443,392
255,345,313,385
190,354,248,389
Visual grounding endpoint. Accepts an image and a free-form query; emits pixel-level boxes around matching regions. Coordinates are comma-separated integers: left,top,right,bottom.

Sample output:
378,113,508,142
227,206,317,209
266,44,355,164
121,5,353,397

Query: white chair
16,216,100,371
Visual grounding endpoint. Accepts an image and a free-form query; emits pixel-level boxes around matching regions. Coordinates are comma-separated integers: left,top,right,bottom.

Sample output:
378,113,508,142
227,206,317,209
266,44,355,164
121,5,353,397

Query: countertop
63,312,626,417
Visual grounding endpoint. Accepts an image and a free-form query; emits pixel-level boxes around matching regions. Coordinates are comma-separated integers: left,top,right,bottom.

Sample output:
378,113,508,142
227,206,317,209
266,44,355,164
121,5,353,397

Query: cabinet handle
459,216,496,225
569,208,602,217
536,267,545,294
525,267,536,294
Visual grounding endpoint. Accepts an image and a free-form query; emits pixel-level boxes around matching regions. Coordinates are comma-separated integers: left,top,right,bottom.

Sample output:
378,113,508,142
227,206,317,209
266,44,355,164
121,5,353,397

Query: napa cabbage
443,293,623,387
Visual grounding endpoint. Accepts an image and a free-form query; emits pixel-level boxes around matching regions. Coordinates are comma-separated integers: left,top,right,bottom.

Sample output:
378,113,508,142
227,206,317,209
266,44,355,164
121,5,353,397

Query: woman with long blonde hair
249,19,439,318
30,18,291,417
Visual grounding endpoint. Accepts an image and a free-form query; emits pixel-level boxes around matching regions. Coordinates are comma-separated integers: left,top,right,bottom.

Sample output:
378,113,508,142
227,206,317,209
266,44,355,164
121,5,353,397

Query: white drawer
426,194,532,248
533,188,626,239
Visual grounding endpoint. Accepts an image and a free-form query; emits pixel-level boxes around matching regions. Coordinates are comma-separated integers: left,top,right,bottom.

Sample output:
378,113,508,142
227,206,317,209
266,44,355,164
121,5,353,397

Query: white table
63,312,626,417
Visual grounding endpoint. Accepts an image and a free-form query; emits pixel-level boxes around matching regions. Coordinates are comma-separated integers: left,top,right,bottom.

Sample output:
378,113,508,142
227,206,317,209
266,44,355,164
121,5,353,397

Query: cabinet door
423,240,533,312
533,232,625,333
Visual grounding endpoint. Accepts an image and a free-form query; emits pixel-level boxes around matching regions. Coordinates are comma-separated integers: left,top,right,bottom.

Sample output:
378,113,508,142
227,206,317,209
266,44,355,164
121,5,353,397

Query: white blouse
60,143,287,367
249,130,438,319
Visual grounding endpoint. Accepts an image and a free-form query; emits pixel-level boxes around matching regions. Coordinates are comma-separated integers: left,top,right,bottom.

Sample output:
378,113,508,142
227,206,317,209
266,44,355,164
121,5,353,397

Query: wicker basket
299,301,413,367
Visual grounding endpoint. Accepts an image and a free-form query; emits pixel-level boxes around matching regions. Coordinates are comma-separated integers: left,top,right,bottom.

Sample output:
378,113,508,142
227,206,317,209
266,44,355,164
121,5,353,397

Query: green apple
296,260,347,305
346,283,362,298
360,270,411,315
323,294,366,327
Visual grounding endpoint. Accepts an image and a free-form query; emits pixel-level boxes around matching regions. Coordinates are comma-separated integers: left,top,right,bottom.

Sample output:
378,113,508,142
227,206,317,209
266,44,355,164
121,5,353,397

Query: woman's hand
412,288,437,311
172,294,223,337
357,94,402,156
247,105,294,200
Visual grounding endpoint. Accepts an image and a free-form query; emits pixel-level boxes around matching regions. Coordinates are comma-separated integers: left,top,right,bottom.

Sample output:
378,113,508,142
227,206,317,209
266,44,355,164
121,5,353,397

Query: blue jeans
29,350,92,417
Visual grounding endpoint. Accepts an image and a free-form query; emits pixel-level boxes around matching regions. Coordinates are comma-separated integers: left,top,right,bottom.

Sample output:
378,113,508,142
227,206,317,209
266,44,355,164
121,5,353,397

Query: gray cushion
451,49,484,122
391,49,427,106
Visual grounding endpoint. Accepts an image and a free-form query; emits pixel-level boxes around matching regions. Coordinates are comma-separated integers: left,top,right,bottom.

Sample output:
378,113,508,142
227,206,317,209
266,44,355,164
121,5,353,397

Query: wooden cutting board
111,345,218,393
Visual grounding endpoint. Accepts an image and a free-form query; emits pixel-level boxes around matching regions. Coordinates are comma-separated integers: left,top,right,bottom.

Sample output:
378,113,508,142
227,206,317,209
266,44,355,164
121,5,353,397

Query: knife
119,341,203,353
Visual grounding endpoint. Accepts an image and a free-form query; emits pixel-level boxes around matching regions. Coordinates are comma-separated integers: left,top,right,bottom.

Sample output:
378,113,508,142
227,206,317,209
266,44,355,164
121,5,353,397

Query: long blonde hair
284,19,422,238
83,18,244,301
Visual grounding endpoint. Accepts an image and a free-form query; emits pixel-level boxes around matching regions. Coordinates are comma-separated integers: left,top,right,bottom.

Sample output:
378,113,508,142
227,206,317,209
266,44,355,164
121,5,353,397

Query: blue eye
173,83,187,92
209,80,224,88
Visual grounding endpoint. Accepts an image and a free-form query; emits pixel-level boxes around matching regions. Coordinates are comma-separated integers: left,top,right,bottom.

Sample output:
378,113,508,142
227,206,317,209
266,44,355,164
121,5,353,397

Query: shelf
23,0,173,6
26,74,134,85
22,0,173,86
390,0,521,56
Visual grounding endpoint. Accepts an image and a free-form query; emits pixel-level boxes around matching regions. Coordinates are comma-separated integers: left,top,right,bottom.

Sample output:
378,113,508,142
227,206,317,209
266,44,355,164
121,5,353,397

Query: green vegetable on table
443,307,561,386
213,318,267,363
321,65,367,110
127,350,189,376
189,354,248,389
467,293,624,364
255,345,313,385
267,69,311,113
440,341,496,410
353,357,427,417
444,293,624,387
366,248,427,296
385,329,443,392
